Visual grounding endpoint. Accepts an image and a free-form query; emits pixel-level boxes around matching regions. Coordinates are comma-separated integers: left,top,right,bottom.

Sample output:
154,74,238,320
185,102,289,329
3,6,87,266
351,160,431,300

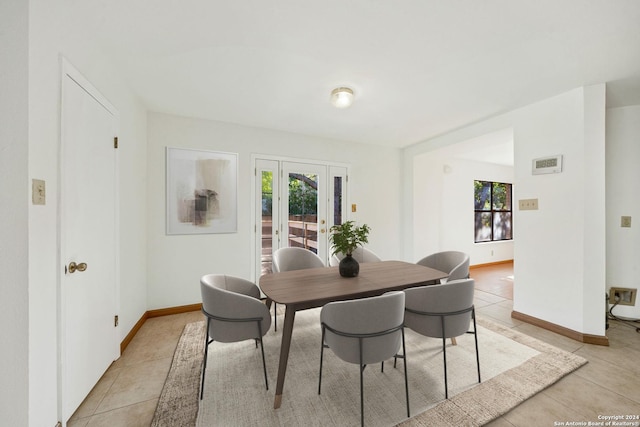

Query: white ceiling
78,0,640,148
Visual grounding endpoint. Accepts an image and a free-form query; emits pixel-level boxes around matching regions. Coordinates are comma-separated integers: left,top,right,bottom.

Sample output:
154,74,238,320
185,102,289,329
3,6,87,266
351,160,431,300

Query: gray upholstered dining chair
199,274,272,399
403,278,480,399
319,291,409,427
329,246,382,267
416,251,471,346
270,247,325,330
416,250,470,283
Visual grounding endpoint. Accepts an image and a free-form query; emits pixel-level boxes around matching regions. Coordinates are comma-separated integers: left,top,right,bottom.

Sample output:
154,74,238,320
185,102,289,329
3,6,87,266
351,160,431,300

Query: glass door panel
256,159,279,278
329,166,347,229
286,172,318,253
261,169,275,275
281,162,327,263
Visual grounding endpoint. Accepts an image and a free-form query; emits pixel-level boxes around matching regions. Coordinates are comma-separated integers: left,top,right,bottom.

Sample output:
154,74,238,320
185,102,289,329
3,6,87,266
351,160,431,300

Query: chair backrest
416,251,470,282
320,291,405,365
330,247,382,266
200,274,271,343
404,279,475,339
272,247,325,272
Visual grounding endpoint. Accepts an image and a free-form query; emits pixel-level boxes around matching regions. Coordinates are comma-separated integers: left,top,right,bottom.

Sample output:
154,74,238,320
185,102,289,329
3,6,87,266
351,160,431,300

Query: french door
254,158,348,280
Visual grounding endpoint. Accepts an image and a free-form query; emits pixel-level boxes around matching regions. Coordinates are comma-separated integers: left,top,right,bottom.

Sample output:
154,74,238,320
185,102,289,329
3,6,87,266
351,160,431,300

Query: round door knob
68,261,88,274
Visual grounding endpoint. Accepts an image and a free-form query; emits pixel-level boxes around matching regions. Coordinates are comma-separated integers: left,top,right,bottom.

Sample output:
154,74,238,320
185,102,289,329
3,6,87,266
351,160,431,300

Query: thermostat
532,155,563,175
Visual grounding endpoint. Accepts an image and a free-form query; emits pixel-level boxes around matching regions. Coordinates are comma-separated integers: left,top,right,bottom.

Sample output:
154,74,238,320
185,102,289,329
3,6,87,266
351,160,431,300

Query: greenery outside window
474,180,512,243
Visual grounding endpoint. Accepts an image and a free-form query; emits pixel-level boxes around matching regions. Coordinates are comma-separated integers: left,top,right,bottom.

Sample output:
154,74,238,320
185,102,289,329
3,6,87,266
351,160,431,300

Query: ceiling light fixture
330,87,354,108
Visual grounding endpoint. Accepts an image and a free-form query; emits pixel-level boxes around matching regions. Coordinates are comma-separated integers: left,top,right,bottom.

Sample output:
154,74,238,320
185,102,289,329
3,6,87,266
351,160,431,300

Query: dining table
259,260,449,409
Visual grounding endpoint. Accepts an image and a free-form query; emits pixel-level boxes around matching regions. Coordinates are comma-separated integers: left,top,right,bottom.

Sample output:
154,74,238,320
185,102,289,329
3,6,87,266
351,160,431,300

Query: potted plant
329,221,371,277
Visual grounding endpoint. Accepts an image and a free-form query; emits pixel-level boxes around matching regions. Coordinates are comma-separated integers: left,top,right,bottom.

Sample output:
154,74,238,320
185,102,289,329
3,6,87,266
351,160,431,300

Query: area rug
152,308,586,427
151,321,204,427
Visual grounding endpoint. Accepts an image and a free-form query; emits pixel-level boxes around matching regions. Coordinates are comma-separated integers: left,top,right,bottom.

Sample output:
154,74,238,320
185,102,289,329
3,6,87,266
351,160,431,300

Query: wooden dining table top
260,260,448,308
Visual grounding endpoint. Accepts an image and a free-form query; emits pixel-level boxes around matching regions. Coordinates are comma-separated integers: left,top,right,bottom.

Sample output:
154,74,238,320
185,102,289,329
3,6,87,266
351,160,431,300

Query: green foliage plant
329,221,371,257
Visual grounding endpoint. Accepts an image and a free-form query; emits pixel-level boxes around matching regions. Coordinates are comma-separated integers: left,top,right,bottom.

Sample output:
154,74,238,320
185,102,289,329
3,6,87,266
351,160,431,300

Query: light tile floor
69,263,640,426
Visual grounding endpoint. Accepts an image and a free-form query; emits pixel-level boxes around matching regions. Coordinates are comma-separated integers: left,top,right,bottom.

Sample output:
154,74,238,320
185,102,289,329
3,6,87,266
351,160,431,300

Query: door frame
58,57,120,423
251,154,349,282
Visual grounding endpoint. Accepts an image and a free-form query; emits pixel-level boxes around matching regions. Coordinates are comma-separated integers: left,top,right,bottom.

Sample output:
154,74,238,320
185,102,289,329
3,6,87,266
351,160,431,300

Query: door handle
68,261,88,274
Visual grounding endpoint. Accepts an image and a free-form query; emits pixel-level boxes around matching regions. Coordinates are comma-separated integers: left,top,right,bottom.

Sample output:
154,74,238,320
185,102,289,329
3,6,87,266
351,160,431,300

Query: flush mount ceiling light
330,87,354,108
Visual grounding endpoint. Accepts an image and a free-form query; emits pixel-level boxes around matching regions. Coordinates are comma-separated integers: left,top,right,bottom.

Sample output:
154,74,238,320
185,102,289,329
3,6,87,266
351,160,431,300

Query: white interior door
60,62,119,423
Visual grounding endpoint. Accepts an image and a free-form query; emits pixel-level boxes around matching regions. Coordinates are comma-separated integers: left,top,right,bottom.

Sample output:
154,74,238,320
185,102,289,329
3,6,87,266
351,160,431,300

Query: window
474,180,512,243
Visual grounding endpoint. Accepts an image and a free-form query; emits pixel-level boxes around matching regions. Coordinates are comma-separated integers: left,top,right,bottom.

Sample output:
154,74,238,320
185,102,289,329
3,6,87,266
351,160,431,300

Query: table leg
273,305,296,409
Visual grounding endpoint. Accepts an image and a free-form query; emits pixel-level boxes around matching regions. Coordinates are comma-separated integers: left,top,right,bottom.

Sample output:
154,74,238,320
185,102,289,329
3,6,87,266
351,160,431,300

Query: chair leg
258,322,269,390
359,363,365,427
318,326,326,395
450,337,457,345
274,302,277,332
401,327,410,417
259,338,268,390
200,320,211,400
472,307,481,383
441,336,449,399
440,315,449,399
359,337,364,427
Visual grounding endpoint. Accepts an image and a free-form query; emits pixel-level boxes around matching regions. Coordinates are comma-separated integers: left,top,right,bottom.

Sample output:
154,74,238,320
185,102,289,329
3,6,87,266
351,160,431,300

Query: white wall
581,85,607,334
27,1,149,425
513,85,606,336
404,86,607,337
147,113,403,309
0,1,29,425
606,105,640,318
412,145,514,265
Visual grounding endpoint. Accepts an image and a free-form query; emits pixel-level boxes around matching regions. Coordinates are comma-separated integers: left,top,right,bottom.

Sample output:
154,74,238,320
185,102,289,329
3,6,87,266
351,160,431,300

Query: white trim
251,152,349,169
61,58,117,115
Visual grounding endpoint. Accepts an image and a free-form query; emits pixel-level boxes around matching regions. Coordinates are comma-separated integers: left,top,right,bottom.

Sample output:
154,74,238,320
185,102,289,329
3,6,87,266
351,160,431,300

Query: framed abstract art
166,147,238,234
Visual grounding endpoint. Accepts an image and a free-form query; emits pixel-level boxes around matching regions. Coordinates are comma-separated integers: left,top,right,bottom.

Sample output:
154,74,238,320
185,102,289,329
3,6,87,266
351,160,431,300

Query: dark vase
339,254,360,277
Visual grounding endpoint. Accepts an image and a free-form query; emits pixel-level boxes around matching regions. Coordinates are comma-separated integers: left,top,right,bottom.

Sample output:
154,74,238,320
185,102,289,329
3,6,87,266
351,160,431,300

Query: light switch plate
621,216,632,228
518,198,538,210
32,179,46,205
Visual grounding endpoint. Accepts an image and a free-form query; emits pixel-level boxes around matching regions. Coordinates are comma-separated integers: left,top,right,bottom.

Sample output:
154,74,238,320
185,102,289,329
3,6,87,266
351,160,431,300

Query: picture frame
166,147,238,234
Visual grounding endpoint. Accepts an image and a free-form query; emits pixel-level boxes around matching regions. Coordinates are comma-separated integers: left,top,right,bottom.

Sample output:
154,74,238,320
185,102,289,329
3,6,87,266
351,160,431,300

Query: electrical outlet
621,216,632,228
518,198,538,210
609,287,637,306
